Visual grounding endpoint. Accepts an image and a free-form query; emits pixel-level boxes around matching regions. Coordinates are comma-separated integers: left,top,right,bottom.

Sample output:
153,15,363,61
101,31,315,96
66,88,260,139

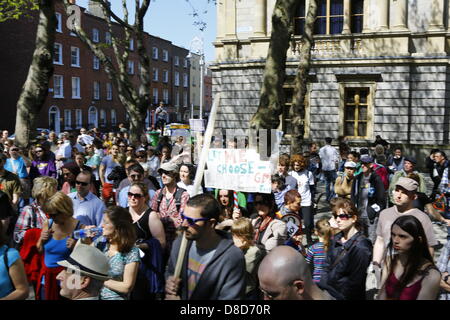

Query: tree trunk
290,0,318,154
14,0,55,147
250,0,299,130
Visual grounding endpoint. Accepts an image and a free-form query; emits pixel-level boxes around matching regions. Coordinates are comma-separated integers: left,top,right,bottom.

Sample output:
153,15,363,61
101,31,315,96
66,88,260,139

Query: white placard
204,148,271,193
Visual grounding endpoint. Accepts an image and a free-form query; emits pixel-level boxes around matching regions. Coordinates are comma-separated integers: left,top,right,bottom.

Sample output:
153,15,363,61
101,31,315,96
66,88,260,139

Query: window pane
346,90,356,103
296,0,306,17
317,0,327,16
294,18,305,35
314,17,327,34
344,122,355,136
285,88,294,104
351,16,363,33
330,0,344,15
345,106,356,121
359,90,368,103
358,106,367,120
352,0,364,14
358,122,367,136
330,17,343,34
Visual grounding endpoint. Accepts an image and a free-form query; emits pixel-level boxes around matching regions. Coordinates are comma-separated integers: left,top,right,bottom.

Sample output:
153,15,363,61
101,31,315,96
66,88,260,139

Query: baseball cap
344,161,357,169
158,162,179,174
395,177,418,192
360,155,374,164
404,156,417,165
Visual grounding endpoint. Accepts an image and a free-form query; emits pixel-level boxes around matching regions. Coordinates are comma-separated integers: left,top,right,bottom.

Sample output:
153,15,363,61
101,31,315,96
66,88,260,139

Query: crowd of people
0,127,449,301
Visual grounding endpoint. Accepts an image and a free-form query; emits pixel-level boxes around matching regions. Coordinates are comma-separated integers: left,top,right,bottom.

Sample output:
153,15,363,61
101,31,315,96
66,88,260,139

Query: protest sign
204,148,271,193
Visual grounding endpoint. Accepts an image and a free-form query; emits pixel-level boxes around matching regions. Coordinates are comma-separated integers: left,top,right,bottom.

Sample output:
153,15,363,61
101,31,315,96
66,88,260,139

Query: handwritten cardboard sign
204,148,271,193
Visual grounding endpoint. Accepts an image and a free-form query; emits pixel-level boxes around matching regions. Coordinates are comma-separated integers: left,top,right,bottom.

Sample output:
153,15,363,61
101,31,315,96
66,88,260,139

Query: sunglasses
119,145,126,148
181,213,210,226
75,180,89,186
137,155,145,158
35,150,43,153
10,148,19,152
333,213,353,220
128,192,144,199
129,174,142,179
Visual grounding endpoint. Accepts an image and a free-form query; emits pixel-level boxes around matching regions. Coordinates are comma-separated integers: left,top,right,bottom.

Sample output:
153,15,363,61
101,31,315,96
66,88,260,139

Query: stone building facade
212,0,450,165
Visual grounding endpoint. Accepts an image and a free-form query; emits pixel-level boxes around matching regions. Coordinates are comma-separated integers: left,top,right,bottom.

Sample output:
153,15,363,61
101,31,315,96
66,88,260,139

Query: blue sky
76,0,217,63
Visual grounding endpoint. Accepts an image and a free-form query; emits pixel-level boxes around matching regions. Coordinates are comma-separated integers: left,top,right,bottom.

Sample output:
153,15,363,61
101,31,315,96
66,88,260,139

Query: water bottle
72,227,103,239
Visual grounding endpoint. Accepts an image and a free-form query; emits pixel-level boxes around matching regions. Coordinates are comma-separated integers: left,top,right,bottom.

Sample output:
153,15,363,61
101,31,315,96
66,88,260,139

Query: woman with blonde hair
306,218,333,283
231,217,265,300
14,176,58,246
35,191,83,300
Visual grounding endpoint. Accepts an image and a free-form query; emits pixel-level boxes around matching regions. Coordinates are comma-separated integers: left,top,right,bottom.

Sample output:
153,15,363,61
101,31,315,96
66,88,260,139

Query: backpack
156,186,186,214
373,164,389,190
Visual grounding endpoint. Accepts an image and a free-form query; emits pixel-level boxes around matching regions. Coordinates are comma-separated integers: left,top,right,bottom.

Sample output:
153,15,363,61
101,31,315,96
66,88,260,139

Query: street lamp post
188,36,204,120
199,53,204,120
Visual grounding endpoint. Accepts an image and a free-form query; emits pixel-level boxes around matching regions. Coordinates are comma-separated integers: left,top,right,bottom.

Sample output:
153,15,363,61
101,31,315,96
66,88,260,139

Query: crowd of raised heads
0,128,449,301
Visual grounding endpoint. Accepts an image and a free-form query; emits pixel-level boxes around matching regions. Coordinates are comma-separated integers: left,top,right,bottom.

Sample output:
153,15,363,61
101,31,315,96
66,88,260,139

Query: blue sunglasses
181,213,210,226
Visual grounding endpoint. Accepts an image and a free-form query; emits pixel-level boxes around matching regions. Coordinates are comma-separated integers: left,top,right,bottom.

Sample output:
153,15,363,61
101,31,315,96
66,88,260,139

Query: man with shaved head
257,246,332,300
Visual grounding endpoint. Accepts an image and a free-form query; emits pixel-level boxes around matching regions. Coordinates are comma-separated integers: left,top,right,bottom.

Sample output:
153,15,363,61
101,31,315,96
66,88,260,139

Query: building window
92,28,99,42
163,49,168,62
111,109,117,126
64,109,72,129
343,88,370,137
183,73,188,87
71,47,80,67
53,75,64,98
152,68,159,81
351,0,364,33
54,43,63,65
183,91,188,107
174,56,179,66
106,83,112,100
163,70,168,83
105,32,112,45
175,90,180,107
127,61,134,75
100,109,107,127
93,81,100,100
174,72,180,86
152,47,158,60
71,77,80,99
294,0,344,35
55,12,62,33
152,88,158,104
163,89,169,104
93,55,100,70
75,109,82,128
129,38,134,51
88,106,98,128
183,58,188,68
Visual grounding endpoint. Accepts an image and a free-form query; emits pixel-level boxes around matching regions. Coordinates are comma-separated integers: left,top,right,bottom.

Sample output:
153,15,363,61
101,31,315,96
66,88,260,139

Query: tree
290,0,317,154
249,0,318,154
10,0,55,148
63,0,152,144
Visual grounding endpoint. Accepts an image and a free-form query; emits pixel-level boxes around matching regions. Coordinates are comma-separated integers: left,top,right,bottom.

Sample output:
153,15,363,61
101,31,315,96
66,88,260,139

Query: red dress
385,265,437,300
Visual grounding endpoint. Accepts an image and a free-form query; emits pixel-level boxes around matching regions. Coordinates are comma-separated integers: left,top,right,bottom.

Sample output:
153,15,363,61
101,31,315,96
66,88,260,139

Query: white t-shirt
319,144,339,171
289,170,314,206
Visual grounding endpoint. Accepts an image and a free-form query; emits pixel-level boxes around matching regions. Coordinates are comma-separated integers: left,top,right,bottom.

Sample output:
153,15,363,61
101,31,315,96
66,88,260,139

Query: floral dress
94,237,140,300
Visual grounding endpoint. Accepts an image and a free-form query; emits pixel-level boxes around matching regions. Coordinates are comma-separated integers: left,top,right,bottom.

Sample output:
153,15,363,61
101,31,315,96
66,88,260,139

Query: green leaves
0,0,39,22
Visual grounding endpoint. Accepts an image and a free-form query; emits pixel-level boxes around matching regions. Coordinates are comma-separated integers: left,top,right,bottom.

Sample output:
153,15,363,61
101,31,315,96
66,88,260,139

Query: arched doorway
88,106,98,129
49,106,60,134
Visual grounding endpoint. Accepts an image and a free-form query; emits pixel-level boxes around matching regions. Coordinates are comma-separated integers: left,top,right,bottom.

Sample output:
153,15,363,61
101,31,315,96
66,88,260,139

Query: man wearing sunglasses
165,194,246,300
68,171,106,227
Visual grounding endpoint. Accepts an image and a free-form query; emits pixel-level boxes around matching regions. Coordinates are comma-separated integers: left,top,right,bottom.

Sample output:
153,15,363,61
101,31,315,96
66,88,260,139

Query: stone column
391,0,408,31
217,0,226,39
254,0,267,36
225,0,237,38
266,0,276,34
429,0,445,31
342,0,351,34
377,0,389,31
362,0,371,33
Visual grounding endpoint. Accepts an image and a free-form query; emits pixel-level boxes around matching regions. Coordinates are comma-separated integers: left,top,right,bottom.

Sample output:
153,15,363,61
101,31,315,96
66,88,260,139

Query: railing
294,36,363,57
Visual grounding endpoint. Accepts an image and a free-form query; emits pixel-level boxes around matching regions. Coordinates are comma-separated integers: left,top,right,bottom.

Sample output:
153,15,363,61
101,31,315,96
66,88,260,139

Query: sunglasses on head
75,180,89,186
181,212,210,226
128,192,144,199
333,213,353,220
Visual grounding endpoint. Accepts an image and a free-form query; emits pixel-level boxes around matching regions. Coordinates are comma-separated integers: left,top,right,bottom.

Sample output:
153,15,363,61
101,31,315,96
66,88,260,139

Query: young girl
378,215,441,300
305,218,333,283
230,218,265,300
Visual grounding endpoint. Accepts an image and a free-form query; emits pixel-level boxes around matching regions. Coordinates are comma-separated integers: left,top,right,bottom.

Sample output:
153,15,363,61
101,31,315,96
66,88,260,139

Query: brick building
0,0,190,134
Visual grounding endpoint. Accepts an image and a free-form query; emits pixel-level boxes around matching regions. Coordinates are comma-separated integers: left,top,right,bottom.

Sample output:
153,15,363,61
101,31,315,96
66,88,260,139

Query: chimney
88,0,110,19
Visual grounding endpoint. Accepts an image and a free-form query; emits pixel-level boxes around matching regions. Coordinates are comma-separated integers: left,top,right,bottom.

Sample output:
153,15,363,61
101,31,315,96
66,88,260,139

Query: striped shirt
305,242,327,283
